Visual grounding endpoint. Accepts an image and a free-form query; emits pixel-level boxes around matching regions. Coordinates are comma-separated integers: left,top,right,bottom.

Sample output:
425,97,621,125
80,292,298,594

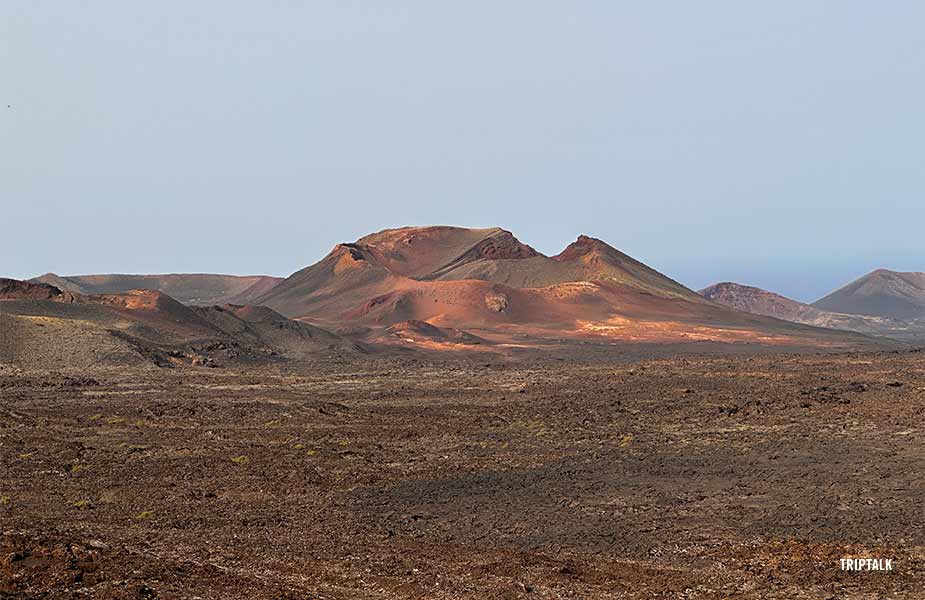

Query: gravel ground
2,350,924,598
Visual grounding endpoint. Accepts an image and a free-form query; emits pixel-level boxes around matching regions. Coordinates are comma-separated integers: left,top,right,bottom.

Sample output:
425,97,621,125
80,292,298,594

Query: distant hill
812,269,925,319
0,278,353,368
701,282,823,322
700,282,921,339
192,304,363,357
29,273,282,306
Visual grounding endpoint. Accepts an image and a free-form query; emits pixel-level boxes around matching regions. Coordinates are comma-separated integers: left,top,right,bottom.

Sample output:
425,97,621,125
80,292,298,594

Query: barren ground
2,350,924,598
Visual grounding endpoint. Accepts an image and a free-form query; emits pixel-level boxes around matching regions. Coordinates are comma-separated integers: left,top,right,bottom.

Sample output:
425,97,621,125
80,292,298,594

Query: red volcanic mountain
29,273,282,306
254,226,875,347
701,282,821,322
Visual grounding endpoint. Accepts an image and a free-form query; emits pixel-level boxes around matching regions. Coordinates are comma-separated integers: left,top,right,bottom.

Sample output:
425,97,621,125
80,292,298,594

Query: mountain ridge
7,227,903,357
29,273,283,306
701,281,924,340
0,278,357,368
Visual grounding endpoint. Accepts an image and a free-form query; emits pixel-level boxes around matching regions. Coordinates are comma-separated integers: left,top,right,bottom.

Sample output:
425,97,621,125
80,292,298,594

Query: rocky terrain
2,350,924,598
4,227,924,598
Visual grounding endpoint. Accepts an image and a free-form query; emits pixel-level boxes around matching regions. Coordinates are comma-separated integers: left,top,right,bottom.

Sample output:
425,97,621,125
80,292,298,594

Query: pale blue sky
3,2,923,302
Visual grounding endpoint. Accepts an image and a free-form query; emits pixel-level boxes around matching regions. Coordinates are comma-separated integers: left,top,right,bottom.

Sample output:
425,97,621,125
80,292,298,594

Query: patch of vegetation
512,419,548,437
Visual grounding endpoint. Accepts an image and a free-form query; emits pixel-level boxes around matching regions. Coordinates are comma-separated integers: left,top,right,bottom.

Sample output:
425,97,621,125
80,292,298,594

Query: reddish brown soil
2,350,924,598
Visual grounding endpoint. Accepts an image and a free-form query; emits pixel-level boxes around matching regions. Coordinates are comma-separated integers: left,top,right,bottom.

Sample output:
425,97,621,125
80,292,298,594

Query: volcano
253,226,876,347
812,269,925,320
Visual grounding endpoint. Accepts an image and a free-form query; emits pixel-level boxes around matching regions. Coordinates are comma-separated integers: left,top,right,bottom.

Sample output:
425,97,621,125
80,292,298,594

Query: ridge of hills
699,281,924,340
0,278,357,369
5,226,903,367
28,273,282,306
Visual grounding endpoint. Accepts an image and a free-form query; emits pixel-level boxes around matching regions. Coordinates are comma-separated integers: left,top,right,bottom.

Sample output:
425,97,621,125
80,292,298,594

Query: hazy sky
3,2,923,302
